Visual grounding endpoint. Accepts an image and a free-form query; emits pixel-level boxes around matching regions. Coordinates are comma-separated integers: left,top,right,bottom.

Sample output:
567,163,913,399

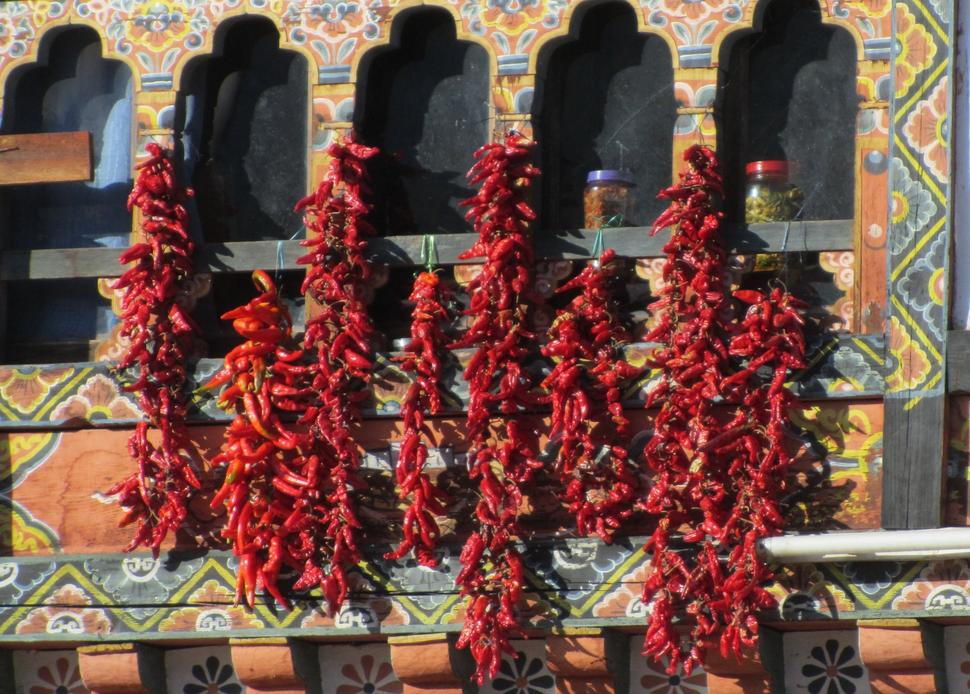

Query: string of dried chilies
542,249,640,542
385,270,454,567
295,134,379,612
109,143,202,556
205,270,311,608
453,132,542,682
640,145,805,672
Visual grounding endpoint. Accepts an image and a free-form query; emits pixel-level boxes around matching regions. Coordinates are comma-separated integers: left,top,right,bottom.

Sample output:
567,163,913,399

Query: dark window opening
355,9,490,236
177,18,308,243
534,2,677,231
0,27,132,250
4,279,112,364
716,0,858,222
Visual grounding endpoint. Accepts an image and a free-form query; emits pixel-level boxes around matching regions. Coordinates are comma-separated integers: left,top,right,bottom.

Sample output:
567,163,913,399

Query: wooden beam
0,220,853,280
947,330,970,393
0,132,92,186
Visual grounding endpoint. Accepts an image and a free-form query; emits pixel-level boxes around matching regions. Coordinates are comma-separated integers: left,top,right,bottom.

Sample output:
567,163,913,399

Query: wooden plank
0,132,92,186
0,334,882,429
947,330,970,393
0,220,854,280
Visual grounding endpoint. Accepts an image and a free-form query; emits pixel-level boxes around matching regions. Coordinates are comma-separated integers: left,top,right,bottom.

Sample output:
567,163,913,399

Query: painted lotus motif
893,4,937,98
50,374,140,422
902,77,949,182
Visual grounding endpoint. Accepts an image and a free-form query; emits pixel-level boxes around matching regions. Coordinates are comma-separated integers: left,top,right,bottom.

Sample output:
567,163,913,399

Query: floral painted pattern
902,77,950,182
50,374,140,422
638,659,707,693
893,4,937,98
484,649,555,694
29,656,87,694
800,639,865,694
184,656,243,694
335,653,402,694
885,317,932,392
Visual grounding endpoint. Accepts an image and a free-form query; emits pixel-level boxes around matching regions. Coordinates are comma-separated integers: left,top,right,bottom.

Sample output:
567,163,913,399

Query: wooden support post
0,132,92,186
858,620,940,693
882,0,954,529
387,634,474,694
77,643,165,694
229,638,320,694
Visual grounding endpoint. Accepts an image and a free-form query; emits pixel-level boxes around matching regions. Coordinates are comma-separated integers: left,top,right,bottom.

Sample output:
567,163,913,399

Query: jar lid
745,160,789,177
587,169,635,185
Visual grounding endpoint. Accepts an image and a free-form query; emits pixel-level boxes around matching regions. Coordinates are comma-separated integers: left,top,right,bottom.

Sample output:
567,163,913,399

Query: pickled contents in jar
584,171,634,229
745,183,804,223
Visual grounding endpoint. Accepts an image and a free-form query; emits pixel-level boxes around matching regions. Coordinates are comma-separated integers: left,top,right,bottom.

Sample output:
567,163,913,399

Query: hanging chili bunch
640,145,805,672
109,143,201,556
453,133,542,683
294,134,378,613
385,271,454,567
541,248,640,543
205,270,314,608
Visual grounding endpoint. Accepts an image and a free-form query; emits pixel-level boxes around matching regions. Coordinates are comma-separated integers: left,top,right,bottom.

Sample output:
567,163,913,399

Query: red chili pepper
639,146,805,676
107,144,201,557
293,133,378,615
542,249,640,543
206,271,313,609
451,133,540,684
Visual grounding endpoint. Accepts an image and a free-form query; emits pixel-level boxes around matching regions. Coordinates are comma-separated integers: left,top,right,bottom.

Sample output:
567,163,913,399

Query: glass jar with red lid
744,160,803,223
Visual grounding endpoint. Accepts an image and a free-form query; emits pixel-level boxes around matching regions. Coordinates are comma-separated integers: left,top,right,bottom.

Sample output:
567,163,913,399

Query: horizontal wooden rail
0,333,883,430
0,220,853,280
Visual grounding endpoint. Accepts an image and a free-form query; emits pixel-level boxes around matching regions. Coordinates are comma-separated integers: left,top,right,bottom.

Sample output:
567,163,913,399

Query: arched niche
533,1,676,230
354,9,490,236
176,18,309,242
0,26,133,250
716,0,859,221
0,27,132,364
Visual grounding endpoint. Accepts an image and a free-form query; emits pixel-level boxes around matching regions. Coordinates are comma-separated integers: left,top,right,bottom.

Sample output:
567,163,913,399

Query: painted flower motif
841,561,901,596
29,656,86,694
479,0,547,35
15,584,112,636
892,559,970,610
489,651,555,694
801,639,865,694
335,653,402,694
184,656,242,694
0,367,74,415
659,0,726,23
638,658,707,693
885,316,931,392
50,374,141,422
903,77,949,182
890,158,937,249
158,580,265,632
128,1,192,50
893,5,937,98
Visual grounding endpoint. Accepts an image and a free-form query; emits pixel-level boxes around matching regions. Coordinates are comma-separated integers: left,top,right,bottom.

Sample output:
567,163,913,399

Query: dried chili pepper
640,145,805,673
452,133,541,683
206,270,313,608
385,271,454,567
294,134,378,614
541,249,640,542
108,143,201,556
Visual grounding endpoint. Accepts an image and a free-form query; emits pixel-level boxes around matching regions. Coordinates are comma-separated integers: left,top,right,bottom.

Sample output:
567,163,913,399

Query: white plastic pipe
757,528,970,563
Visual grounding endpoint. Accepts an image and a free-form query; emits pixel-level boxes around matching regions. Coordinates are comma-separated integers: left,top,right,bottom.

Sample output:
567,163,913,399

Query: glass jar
744,160,803,223
584,170,635,229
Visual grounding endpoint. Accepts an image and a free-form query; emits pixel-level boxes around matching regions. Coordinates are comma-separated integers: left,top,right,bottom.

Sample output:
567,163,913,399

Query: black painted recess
717,0,858,221
177,18,308,243
534,1,677,231
355,9,490,236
